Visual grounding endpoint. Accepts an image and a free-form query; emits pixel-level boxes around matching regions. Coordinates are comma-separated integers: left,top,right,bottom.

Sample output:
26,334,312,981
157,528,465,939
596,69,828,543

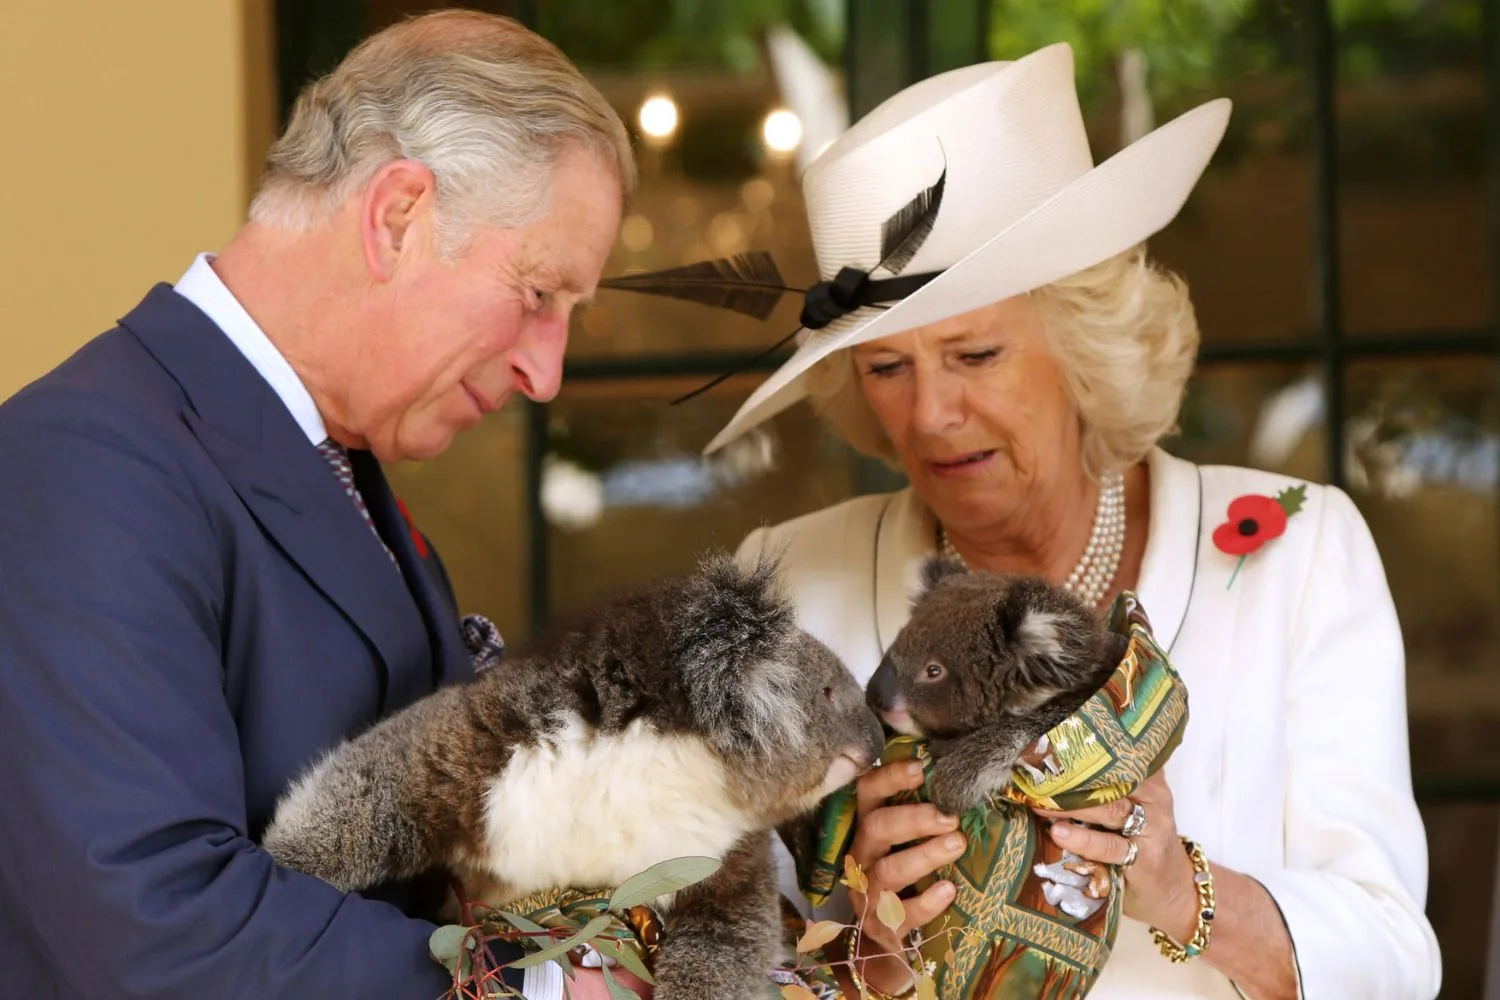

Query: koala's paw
653,974,764,1000
927,760,984,817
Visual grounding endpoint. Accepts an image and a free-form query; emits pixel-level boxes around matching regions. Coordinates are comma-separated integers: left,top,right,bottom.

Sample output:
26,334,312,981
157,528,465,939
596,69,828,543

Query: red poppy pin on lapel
1212,484,1307,588
396,498,429,558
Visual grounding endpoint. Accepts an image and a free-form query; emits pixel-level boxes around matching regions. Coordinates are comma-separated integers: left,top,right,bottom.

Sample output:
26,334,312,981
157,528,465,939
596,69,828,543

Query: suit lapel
122,284,431,715
1135,446,1204,655
350,450,473,693
873,488,937,653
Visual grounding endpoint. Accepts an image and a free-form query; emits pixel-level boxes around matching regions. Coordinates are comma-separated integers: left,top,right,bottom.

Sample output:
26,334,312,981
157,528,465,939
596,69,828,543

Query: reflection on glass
1336,0,1490,336
987,0,1316,345
542,377,860,620
1165,360,1325,476
384,406,529,642
1342,357,1500,782
1417,802,1495,1000
530,2,846,358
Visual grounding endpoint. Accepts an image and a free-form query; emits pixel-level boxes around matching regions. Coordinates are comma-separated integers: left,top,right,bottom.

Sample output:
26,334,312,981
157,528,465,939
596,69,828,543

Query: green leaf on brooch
1274,483,1308,518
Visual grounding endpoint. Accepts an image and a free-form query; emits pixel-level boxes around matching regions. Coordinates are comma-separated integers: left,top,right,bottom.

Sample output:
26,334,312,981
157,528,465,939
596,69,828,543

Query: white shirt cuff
520,958,567,1000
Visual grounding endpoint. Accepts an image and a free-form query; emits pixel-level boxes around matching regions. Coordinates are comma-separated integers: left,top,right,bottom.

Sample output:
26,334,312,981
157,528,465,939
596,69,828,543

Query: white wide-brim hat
606,42,1231,455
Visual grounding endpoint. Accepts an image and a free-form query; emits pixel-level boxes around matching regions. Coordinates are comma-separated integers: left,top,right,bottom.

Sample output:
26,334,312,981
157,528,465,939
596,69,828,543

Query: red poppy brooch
1212,484,1307,588
396,498,429,558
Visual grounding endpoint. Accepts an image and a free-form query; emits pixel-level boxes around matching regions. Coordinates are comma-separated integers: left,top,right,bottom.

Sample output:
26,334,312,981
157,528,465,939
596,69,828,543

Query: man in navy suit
0,10,642,999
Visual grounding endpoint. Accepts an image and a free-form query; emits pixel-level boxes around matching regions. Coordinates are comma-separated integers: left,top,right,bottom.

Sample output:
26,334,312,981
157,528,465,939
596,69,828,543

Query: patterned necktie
316,438,398,566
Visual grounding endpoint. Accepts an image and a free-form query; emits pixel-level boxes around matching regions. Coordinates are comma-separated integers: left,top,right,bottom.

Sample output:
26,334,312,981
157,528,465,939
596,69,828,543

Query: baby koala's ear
993,578,1099,693
918,553,968,596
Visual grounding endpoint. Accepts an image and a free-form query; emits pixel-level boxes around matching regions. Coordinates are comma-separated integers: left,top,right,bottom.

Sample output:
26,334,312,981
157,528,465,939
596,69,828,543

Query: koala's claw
928,758,986,817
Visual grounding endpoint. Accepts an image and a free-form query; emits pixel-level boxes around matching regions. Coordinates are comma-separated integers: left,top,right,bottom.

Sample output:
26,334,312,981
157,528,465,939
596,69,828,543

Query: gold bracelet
1149,836,1215,963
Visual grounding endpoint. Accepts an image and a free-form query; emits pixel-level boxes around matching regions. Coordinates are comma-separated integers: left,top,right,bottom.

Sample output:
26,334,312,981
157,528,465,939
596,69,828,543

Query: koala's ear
918,554,968,596
993,581,1095,690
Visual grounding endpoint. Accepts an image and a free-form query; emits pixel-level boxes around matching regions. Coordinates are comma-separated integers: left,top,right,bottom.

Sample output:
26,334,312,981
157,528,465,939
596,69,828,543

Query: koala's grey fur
866,556,1128,816
261,552,885,1000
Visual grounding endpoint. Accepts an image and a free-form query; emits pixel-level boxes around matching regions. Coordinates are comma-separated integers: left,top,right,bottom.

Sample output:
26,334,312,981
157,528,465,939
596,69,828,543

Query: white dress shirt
170,254,566,1000
735,446,1443,1000
174,252,327,446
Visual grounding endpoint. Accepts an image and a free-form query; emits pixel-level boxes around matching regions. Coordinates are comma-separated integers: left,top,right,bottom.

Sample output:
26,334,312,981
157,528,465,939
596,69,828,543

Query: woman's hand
1033,770,1199,942
846,760,967,994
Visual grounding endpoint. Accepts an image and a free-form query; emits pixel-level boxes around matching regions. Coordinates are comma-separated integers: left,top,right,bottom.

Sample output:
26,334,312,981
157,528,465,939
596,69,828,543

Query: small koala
261,552,886,1000
865,556,1128,816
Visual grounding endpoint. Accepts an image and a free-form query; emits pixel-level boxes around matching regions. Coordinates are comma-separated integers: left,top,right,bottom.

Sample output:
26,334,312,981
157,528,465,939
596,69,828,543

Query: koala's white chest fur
472,715,755,902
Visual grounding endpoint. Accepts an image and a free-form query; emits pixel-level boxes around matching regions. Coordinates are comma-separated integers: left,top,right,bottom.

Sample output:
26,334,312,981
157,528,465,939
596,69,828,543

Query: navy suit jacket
0,285,524,997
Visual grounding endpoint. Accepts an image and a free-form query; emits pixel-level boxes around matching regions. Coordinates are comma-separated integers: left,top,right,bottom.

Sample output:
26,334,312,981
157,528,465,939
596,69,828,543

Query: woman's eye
866,360,902,378
959,348,999,365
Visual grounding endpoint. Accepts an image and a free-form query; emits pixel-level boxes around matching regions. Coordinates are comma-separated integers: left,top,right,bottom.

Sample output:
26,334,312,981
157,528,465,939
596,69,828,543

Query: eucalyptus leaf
494,908,551,941
876,889,906,933
601,963,642,1000
429,923,475,973
508,915,613,969
592,936,658,985
608,856,721,910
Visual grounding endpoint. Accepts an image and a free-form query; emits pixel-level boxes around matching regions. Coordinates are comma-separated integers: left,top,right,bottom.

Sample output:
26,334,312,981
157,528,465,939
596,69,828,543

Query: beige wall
0,0,275,402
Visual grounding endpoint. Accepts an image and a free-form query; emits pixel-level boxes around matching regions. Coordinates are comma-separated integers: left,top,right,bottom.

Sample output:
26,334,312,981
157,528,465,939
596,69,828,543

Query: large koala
261,552,885,1000
866,556,1128,816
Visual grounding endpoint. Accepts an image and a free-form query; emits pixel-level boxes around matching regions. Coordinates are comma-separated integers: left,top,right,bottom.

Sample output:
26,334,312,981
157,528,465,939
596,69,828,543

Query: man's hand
846,760,965,994
557,963,654,998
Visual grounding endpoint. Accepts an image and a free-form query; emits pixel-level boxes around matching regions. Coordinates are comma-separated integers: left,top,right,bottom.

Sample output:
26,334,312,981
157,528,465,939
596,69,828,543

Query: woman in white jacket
609,41,1440,1000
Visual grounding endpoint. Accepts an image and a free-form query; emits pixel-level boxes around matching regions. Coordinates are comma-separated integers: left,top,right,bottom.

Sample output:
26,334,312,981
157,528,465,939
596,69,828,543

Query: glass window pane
1164,359,1327,477
1418,801,1496,1000
987,0,1317,346
533,2,846,360
541,377,861,621
1336,0,1490,337
1343,356,1500,788
384,406,530,642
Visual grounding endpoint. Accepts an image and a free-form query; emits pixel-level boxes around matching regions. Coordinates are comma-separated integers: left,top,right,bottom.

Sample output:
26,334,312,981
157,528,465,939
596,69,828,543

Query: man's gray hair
249,9,635,255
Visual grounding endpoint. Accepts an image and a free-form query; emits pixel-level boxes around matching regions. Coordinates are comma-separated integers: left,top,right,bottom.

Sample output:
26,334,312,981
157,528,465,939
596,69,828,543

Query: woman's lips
927,450,996,479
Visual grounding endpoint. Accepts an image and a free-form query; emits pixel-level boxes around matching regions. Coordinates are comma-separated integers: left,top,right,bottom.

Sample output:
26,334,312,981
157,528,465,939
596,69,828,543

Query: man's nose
511,313,569,403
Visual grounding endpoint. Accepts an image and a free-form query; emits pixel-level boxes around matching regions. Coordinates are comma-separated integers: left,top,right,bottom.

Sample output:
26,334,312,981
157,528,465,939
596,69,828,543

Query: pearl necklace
936,471,1127,609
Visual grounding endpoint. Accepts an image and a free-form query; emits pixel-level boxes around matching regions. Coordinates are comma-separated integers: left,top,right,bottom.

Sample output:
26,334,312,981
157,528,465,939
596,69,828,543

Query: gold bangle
1149,836,1215,963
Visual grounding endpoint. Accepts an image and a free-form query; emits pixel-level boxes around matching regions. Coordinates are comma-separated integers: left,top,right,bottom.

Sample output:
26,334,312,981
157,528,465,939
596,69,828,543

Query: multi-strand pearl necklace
936,471,1127,609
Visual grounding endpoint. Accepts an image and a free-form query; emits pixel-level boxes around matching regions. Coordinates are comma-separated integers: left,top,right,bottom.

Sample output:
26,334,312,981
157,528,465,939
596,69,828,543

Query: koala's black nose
867,653,899,712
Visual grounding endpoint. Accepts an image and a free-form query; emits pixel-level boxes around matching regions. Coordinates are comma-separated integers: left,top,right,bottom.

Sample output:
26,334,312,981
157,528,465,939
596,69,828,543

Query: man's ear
359,159,439,282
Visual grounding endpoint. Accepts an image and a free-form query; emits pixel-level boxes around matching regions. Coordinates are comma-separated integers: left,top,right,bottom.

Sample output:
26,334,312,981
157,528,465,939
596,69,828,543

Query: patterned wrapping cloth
785,592,1190,1000
480,885,834,995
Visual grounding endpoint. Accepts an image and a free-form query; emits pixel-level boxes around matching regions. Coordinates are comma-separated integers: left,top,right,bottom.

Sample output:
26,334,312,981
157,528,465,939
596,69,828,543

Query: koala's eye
822,686,834,702
922,662,945,681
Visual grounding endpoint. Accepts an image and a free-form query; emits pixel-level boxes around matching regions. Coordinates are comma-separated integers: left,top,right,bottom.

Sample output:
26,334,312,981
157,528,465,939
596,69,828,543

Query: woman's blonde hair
249,10,636,258
804,244,1200,479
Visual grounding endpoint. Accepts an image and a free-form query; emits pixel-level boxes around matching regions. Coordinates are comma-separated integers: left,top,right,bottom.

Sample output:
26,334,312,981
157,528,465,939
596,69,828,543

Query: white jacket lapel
873,488,937,653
